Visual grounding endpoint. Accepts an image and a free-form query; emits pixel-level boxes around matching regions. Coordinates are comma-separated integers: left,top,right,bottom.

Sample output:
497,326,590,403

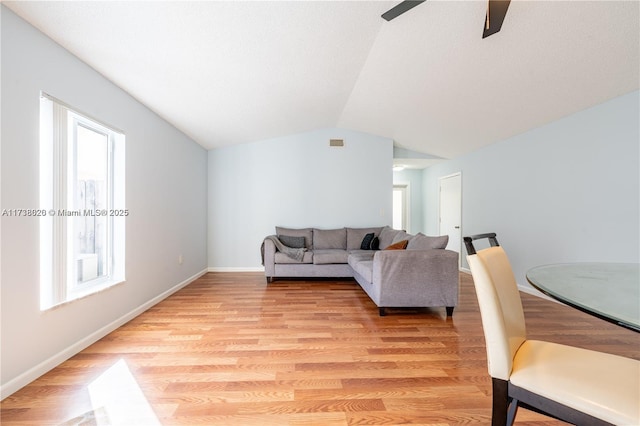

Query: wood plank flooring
2,272,638,425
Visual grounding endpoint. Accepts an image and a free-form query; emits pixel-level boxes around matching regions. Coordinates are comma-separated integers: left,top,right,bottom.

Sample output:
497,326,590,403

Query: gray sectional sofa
262,226,459,316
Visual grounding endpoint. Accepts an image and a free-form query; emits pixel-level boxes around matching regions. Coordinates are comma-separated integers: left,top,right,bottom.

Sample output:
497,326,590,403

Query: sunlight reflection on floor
88,359,160,425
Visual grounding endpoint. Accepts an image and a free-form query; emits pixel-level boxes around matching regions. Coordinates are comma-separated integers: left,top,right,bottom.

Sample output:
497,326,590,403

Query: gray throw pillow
275,227,313,248
278,235,306,248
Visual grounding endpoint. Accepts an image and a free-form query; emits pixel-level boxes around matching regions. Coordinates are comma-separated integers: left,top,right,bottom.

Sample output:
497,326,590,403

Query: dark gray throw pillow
278,234,306,248
360,233,375,250
370,236,379,250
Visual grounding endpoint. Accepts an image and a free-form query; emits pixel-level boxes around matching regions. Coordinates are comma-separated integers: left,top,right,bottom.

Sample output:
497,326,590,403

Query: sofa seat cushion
348,251,376,263
313,249,348,264
313,228,347,250
275,250,313,264
351,259,373,283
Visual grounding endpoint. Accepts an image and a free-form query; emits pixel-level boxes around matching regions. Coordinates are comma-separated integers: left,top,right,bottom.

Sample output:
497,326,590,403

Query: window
40,94,125,310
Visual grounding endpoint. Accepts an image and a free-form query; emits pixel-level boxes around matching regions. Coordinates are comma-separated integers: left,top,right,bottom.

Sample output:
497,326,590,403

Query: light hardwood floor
2,272,638,425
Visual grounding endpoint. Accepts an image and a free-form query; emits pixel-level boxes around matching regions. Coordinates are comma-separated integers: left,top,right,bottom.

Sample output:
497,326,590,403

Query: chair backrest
467,244,527,380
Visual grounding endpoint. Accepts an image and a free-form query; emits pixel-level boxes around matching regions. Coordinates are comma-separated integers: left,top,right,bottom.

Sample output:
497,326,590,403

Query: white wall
1,7,208,397
422,90,640,290
208,128,393,269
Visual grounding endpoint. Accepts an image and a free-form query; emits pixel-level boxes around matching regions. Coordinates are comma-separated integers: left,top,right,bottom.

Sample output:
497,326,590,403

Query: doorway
438,173,462,267
393,184,409,231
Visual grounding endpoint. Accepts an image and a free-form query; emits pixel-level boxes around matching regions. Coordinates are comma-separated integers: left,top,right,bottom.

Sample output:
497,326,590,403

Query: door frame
438,172,462,267
393,183,410,231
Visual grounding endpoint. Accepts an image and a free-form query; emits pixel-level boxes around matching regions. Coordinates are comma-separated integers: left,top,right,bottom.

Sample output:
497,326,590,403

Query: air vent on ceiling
329,139,344,147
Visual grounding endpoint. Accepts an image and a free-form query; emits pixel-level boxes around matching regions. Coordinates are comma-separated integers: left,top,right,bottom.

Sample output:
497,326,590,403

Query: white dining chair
464,233,639,426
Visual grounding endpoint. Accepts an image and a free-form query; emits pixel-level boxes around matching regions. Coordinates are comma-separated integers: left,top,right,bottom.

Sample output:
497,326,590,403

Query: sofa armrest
372,249,459,307
263,237,276,278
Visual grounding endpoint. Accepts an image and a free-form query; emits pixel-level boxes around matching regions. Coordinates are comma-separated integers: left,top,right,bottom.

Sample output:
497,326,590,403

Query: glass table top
526,263,640,331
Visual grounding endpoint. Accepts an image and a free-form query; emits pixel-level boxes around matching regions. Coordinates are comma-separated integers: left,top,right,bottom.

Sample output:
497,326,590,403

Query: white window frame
68,115,113,293
40,93,126,310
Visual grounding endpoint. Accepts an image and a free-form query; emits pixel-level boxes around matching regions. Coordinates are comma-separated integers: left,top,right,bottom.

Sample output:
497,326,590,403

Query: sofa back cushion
391,230,413,245
346,227,383,250
275,227,313,249
406,233,449,250
378,226,402,250
313,228,347,250
384,239,409,250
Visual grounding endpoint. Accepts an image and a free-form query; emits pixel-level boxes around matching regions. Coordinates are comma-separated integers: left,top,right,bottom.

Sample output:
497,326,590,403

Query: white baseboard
517,283,558,303
460,266,556,303
0,268,208,400
208,266,264,272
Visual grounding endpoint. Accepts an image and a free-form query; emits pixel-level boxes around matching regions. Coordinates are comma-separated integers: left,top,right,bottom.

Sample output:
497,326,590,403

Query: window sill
41,278,126,312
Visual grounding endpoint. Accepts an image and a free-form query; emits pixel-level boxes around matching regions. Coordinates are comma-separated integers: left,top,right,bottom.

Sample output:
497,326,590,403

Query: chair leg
491,378,511,426
506,397,519,426
446,306,454,316
379,307,386,316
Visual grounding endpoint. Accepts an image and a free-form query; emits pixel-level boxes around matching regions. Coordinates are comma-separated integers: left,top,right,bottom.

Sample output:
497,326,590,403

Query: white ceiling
5,1,639,159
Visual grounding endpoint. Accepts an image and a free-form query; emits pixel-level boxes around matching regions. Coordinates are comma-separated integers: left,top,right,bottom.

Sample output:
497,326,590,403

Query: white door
439,173,462,266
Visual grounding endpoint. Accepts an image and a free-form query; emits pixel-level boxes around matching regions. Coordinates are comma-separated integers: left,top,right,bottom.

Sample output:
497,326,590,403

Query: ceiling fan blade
381,0,426,22
482,0,511,38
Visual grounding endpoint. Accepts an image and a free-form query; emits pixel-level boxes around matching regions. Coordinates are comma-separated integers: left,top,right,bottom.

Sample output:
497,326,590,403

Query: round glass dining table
526,263,640,332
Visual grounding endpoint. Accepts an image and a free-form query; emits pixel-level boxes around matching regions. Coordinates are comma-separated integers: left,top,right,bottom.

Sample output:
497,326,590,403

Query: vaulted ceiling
5,1,639,159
